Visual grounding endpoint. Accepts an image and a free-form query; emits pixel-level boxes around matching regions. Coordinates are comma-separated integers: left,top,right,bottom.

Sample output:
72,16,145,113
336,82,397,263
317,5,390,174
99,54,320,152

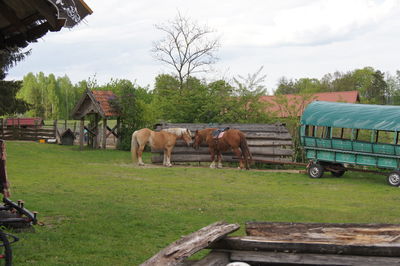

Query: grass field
4,141,400,265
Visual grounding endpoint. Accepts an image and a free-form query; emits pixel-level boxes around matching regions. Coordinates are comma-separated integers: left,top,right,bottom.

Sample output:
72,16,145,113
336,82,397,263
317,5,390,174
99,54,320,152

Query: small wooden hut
60,128,75,146
71,89,121,149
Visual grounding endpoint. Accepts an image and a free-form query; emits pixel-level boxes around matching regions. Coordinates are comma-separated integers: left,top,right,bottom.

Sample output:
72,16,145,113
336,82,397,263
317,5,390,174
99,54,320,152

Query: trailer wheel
330,164,345,177
331,170,345,177
308,163,324,178
387,171,400,186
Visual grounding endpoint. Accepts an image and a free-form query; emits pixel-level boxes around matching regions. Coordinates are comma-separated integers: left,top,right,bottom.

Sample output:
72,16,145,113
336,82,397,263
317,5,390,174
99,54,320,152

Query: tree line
275,67,400,104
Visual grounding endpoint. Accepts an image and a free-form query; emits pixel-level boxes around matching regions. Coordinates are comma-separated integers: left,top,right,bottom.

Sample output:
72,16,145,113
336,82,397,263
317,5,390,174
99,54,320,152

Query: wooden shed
60,128,75,145
71,89,121,149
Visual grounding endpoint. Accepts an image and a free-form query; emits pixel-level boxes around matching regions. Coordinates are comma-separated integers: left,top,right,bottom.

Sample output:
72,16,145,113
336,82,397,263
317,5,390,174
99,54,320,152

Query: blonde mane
162,128,192,137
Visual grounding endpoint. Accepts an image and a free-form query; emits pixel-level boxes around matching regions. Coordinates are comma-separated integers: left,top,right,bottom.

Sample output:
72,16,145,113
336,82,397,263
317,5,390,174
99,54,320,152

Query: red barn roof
260,90,360,118
5,118,44,127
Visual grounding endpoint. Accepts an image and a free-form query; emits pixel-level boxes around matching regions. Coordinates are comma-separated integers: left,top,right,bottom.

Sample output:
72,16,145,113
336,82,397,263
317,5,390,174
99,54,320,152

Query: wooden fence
152,123,293,164
0,119,57,141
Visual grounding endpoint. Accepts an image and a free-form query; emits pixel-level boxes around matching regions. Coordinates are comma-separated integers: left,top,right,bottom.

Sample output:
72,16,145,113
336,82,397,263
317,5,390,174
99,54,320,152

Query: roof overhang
0,0,92,49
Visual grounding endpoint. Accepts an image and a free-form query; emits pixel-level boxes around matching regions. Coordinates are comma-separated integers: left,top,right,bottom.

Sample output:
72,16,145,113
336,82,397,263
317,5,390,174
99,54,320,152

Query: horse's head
181,128,193,147
193,130,203,150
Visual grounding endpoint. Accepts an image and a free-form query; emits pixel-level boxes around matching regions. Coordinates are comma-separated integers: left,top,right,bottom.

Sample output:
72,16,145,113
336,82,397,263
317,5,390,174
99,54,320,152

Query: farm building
260,90,360,118
72,89,121,149
4,118,44,128
0,0,92,49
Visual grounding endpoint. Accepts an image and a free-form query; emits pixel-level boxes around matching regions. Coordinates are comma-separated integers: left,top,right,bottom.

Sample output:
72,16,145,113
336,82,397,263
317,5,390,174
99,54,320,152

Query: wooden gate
152,123,293,164
0,118,56,141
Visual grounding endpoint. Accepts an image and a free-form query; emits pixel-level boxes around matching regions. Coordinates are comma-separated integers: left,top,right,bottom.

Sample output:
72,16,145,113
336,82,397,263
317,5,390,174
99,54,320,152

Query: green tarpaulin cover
301,101,400,131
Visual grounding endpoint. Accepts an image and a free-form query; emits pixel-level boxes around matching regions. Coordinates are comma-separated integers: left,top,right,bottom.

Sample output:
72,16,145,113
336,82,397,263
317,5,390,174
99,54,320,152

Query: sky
7,0,400,94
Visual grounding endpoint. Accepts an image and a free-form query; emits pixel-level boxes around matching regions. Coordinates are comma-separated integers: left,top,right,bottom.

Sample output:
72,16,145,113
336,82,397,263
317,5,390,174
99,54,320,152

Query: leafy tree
108,80,155,150
275,77,298,95
0,80,29,116
152,12,219,90
0,48,30,116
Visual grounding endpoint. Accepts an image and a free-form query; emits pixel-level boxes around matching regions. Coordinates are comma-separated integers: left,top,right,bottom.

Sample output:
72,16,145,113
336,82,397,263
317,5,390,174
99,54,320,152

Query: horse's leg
137,144,146,166
217,152,223,168
209,148,217,168
232,148,244,169
165,147,172,167
163,151,167,166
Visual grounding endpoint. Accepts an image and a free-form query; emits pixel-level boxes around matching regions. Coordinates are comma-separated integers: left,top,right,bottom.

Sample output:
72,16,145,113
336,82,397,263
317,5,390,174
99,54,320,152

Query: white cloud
6,0,400,93
220,0,400,46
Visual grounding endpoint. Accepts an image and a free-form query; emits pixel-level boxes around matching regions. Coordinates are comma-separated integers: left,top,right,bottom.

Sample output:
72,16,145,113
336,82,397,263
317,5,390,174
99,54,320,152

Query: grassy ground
4,141,400,265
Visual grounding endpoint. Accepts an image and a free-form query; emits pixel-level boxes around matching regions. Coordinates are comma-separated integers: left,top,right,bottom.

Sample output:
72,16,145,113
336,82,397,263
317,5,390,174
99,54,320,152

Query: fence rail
152,123,293,164
0,118,56,141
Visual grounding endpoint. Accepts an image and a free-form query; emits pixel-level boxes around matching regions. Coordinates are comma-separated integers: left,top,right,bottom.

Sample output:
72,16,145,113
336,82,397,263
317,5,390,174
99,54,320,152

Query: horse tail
131,131,139,164
240,132,252,170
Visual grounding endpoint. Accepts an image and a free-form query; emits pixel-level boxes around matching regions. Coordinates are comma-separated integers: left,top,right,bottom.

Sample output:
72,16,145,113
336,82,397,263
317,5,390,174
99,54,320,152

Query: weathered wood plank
244,132,291,139
140,221,240,266
152,147,293,156
190,251,230,266
245,222,400,245
210,235,400,257
151,154,291,163
156,123,289,133
229,250,400,266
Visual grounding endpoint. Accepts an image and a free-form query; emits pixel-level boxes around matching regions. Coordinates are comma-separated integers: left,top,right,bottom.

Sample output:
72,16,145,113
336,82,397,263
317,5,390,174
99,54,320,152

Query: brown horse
193,128,252,169
131,128,192,167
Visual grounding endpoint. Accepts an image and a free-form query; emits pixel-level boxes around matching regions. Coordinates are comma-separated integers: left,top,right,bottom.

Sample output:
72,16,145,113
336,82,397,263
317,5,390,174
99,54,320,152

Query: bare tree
152,13,219,90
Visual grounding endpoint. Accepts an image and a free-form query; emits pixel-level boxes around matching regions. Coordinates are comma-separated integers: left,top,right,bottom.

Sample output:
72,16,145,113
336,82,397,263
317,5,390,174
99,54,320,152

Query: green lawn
5,141,400,265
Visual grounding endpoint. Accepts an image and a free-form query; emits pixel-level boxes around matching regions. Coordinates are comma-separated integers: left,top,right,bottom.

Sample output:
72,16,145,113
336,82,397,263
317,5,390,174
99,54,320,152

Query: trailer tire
387,171,400,186
331,170,345,177
308,163,324,178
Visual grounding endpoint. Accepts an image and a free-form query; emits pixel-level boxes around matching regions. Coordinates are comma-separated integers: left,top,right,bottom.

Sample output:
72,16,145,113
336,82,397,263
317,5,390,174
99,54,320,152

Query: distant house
5,118,44,128
260,90,360,118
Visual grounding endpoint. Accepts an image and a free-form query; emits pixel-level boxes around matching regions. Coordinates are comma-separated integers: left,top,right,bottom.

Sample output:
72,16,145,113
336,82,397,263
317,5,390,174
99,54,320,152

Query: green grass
5,141,400,265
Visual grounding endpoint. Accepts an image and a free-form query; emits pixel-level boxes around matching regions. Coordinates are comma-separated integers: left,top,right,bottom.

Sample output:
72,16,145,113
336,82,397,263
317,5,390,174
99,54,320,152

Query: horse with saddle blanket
193,127,252,169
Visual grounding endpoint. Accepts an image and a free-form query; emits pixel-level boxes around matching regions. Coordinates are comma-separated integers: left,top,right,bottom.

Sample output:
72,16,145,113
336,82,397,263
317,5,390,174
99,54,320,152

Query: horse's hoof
217,165,223,169
139,163,145,166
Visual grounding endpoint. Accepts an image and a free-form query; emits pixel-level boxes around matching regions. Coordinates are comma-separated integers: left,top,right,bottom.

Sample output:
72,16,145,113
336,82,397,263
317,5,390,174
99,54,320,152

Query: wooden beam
0,0,27,32
25,0,62,31
79,119,84,150
210,235,400,257
230,250,400,266
191,251,230,266
140,221,240,266
102,118,107,149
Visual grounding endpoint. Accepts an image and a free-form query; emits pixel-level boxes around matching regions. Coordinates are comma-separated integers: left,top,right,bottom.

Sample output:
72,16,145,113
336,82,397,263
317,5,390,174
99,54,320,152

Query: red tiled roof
91,90,119,118
5,118,44,127
260,90,360,117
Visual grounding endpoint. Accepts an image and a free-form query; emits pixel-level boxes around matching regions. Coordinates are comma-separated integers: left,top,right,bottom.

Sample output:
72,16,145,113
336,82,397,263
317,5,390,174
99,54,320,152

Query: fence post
80,118,84,150
0,119,3,139
53,120,58,143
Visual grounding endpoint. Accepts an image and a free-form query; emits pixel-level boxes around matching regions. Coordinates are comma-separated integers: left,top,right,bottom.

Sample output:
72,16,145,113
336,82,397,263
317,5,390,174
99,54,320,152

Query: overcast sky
7,0,400,94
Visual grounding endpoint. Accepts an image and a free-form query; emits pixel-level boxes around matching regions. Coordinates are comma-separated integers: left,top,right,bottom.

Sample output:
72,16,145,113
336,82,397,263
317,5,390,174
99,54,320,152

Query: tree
0,48,30,116
152,12,219,90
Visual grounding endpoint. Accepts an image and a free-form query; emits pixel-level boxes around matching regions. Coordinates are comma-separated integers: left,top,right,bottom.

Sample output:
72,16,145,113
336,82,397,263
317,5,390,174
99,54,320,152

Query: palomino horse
193,128,252,169
131,128,192,167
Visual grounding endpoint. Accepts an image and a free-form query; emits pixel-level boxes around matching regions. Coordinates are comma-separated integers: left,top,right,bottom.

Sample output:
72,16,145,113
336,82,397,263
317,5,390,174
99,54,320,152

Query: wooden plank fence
0,118,57,141
152,123,293,164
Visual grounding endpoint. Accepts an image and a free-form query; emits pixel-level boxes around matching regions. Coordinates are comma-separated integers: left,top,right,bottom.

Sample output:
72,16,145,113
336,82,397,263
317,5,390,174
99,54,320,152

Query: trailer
300,101,400,186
